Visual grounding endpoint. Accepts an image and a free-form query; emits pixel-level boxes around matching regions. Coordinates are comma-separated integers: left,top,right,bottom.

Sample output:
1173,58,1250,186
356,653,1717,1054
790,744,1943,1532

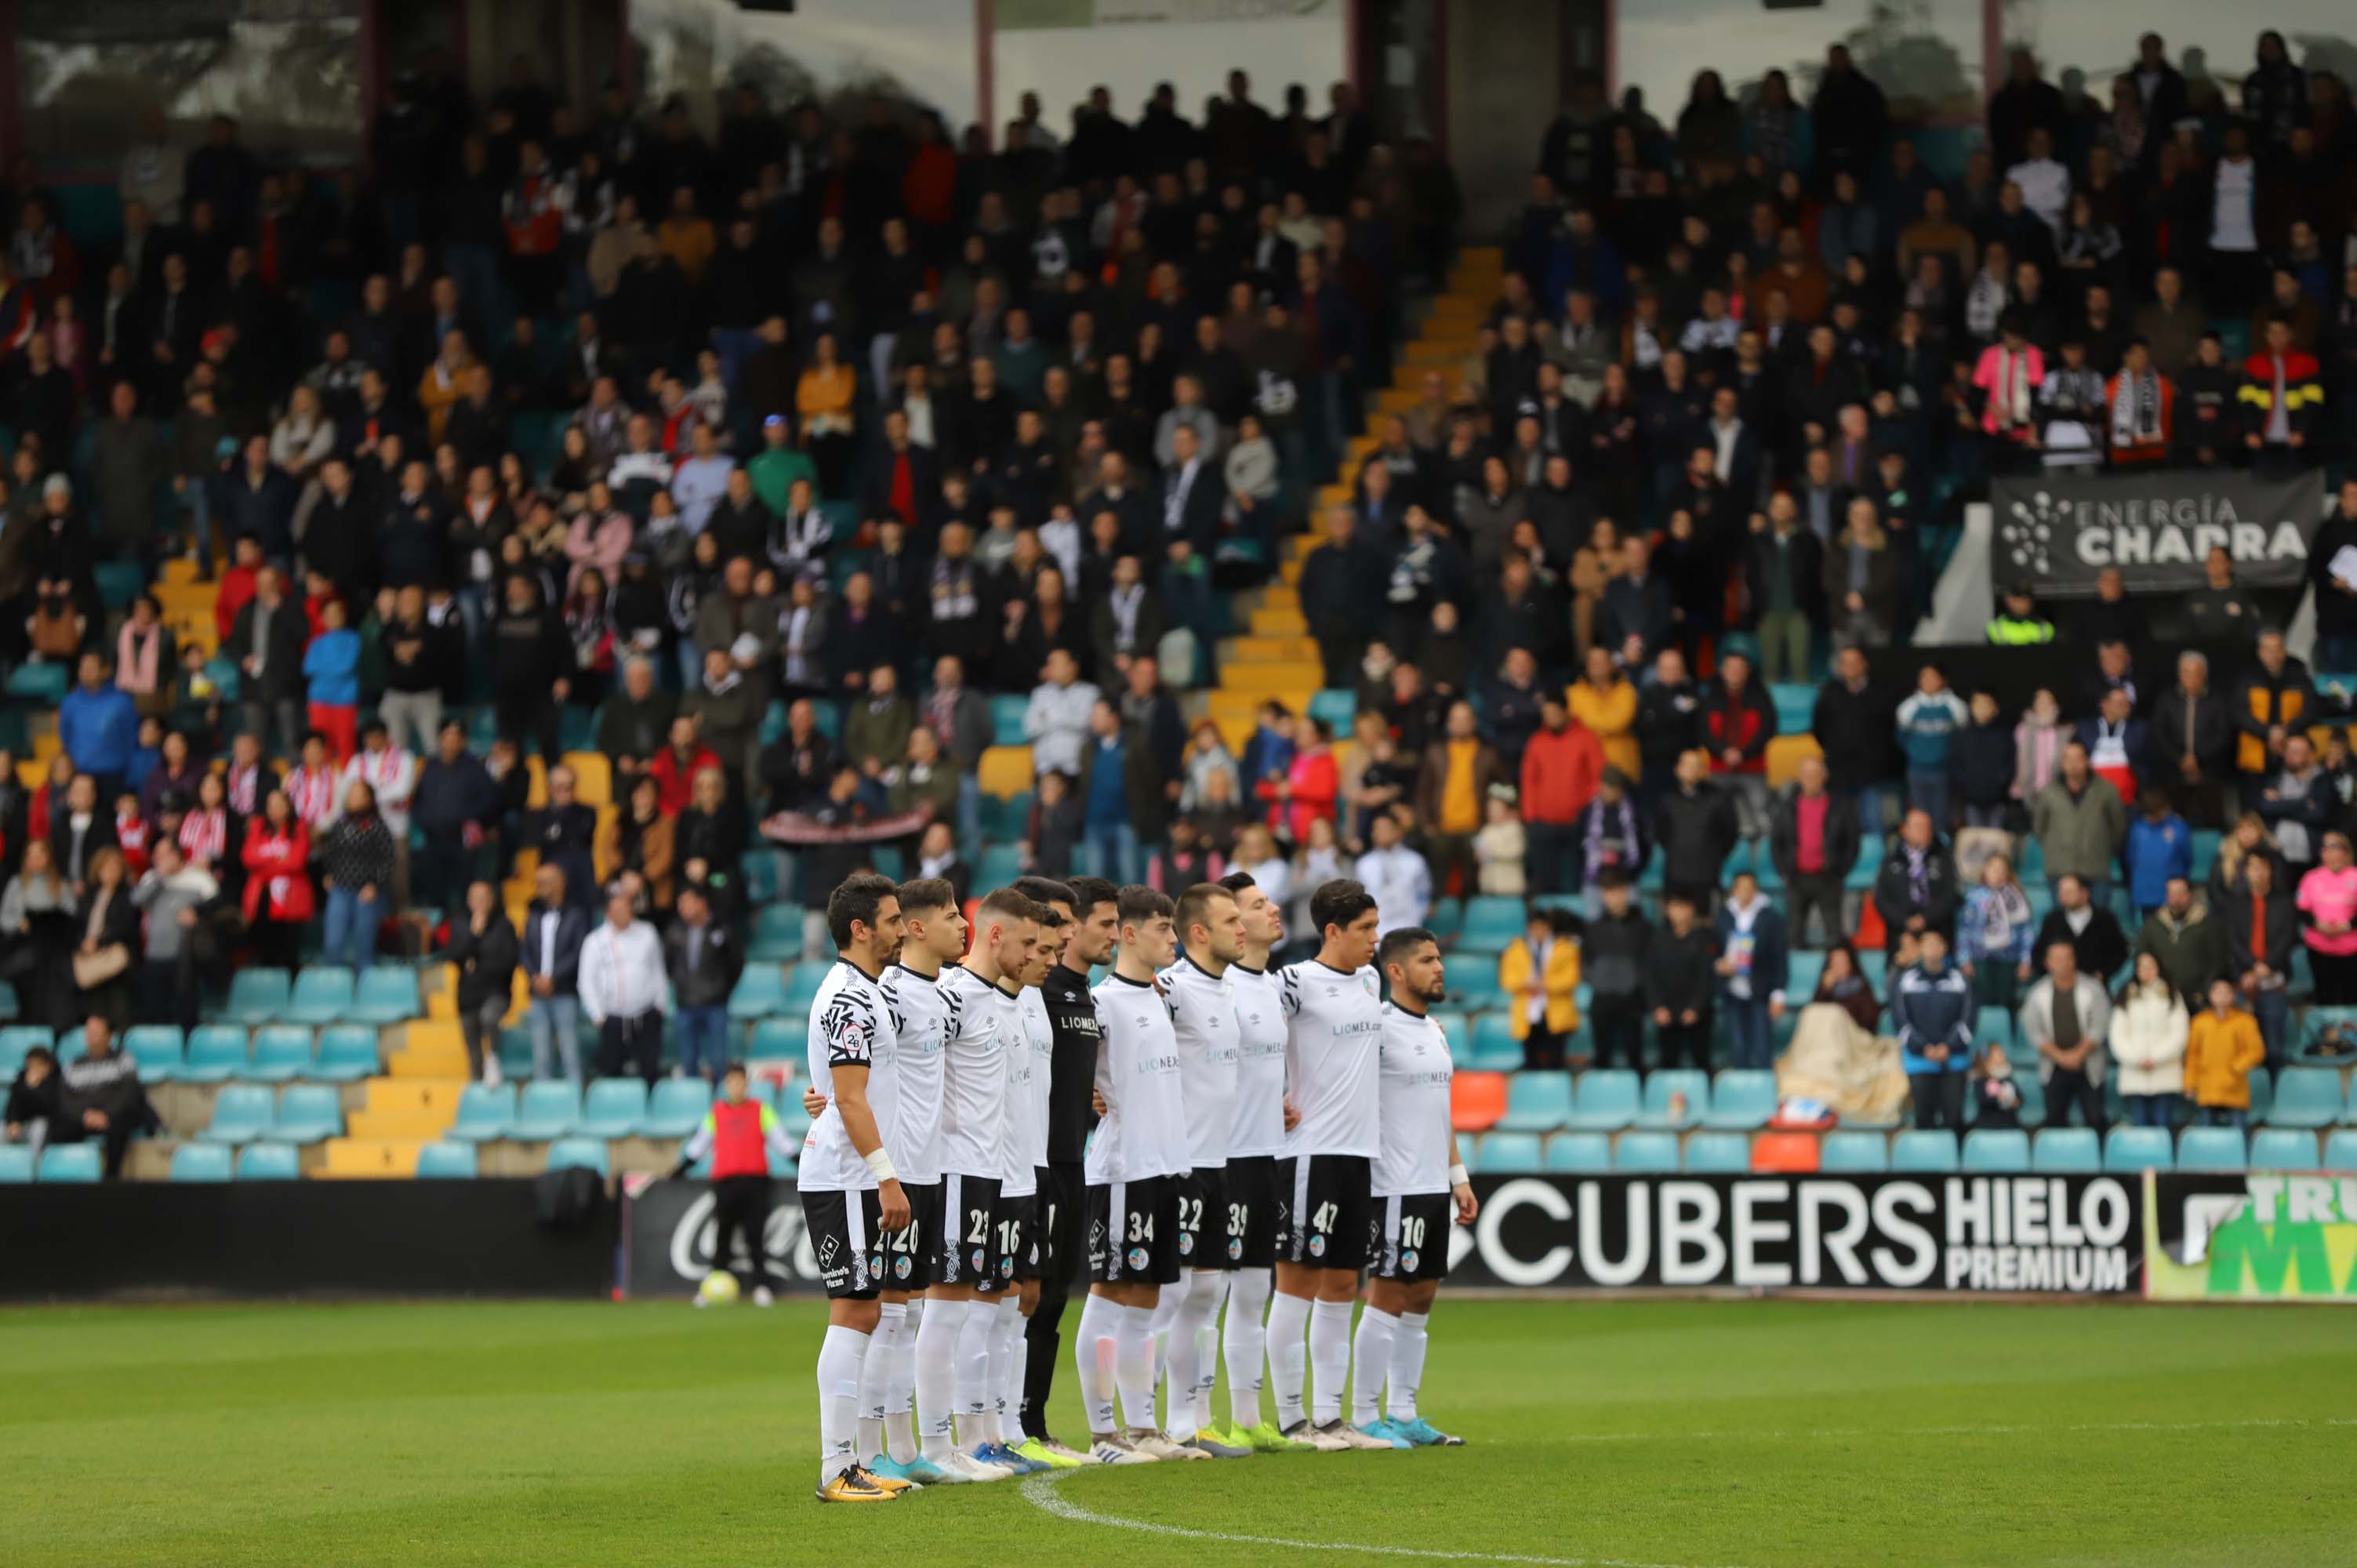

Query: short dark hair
1009,875,1076,913
1595,866,1634,891
1309,878,1378,938
978,887,1049,929
721,1060,747,1080
895,877,960,919
1117,884,1175,927
1064,875,1118,923
1216,870,1257,897
1175,881,1235,942
826,873,899,948
1378,926,1437,971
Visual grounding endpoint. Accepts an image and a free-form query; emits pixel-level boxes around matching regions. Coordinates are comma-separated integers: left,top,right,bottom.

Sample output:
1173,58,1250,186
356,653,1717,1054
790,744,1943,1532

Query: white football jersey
1084,972,1189,1185
796,958,899,1194
1003,988,1055,1197
1227,963,1289,1160
937,964,1015,1181
880,963,957,1186
1157,954,1240,1171
1277,960,1383,1160
1373,1003,1455,1197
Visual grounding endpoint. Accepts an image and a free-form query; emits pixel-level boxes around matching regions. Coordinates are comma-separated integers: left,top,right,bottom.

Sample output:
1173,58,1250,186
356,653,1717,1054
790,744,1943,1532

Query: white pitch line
1533,1415,2356,1446
1019,1471,1752,1568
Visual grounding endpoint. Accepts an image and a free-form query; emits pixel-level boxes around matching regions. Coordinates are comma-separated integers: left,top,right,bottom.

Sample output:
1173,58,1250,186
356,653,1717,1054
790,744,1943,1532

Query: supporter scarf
1992,347,2034,428
1977,882,2031,953
1107,584,1144,651
289,766,337,827
226,763,262,815
179,808,227,866
1964,273,2008,339
2111,369,2163,446
1583,796,1639,873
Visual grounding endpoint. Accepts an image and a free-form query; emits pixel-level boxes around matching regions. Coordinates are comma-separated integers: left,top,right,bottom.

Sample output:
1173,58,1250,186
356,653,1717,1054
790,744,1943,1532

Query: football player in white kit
1269,878,1396,1451
1152,883,1254,1458
915,887,1051,1482
1204,869,1306,1454
1073,884,1205,1463
793,874,913,1502
1353,925,1477,1447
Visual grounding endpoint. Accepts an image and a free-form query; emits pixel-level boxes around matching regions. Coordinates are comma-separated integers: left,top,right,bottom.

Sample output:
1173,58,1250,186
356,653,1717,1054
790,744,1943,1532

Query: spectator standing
2224,851,2296,1069
302,597,362,763
2150,652,2232,829
1770,756,1858,949
1499,910,1579,1070
2021,940,2112,1131
521,864,590,1083
1022,648,1099,779
2296,831,2357,1005
1956,851,2036,1022
1568,646,1640,783
1872,808,1962,953
665,884,743,1089
445,880,518,1083
1414,701,1500,898
2123,792,2193,924
2033,873,2130,982
1713,870,1789,1071
1353,812,1432,935
1813,645,1895,835
1644,891,1718,1072
129,839,215,1032
2184,978,2266,1131
318,779,394,975
2231,630,2312,808
412,721,499,916
1518,699,1600,897
2134,877,2225,1009
1893,929,1973,1130
2031,742,2126,905
579,887,670,1086
58,654,139,801
2108,952,2189,1129
1698,649,1774,847
1655,747,1738,908
1951,691,2016,831
239,791,311,974
1572,768,1646,917
1582,872,1650,1071
1893,664,1967,829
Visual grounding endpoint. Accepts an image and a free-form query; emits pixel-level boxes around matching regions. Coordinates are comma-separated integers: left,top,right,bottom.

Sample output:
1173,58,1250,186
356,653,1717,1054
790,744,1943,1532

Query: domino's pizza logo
816,1236,840,1269
1226,1237,1244,1260
1400,1248,1420,1273
971,1247,986,1274
1127,1246,1149,1272
1308,1233,1326,1258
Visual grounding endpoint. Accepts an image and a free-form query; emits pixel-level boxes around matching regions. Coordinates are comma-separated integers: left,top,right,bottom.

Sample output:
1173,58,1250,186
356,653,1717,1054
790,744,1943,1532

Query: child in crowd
1973,1042,2023,1129
303,597,361,764
2184,977,2265,1131
1474,790,1527,896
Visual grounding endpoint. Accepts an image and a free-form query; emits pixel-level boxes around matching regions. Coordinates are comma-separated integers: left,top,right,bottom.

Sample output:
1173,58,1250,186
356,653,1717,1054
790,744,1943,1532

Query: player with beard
1353,926,1477,1446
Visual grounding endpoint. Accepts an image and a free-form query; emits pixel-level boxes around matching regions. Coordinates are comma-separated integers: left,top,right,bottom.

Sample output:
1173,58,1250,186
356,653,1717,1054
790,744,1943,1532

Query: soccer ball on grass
697,1270,742,1307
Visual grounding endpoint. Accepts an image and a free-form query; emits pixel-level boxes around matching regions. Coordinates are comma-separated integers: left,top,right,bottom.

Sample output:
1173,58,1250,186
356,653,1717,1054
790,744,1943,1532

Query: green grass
2,1298,2351,1566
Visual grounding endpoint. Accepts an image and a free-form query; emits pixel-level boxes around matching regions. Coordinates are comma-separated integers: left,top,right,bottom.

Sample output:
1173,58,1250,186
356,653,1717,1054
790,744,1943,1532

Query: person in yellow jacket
1568,647,1640,781
1498,909,1581,1071
2184,977,2266,1131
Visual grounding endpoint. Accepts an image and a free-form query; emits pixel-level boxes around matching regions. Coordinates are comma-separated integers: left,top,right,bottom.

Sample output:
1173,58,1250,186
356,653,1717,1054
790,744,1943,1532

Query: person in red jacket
240,791,314,972
671,1061,799,1305
2239,314,2323,469
1520,697,1603,896
1699,647,1778,845
1260,716,1338,844
646,716,721,817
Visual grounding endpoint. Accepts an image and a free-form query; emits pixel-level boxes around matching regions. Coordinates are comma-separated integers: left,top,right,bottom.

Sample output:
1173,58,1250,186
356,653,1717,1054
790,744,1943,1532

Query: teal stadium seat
1495,1071,1573,1132
271,1085,343,1143
236,1142,302,1179
2266,1069,2346,1128
1455,897,1525,955
730,964,790,1019
783,964,828,1014
749,1018,804,1059
1819,1131,1888,1171
2322,1131,2357,1171
579,1079,649,1138
1683,1132,1752,1173
646,1078,714,1138
1962,1129,2031,1171
2031,1128,2101,1173
1427,1011,1469,1065
39,1145,101,1181
416,1142,480,1178
513,1081,583,1140
283,967,354,1024
1426,898,1463,942
1890,1131,1959,1172
1566,1069,1639,1130
226,968,292,1024
991,695,1030,746
1613,1131,1681,1172
0,1025,49,1077
749,908,805,964
1702,1070,1776,1130
1545,1133,1612,1172
248,1026,315,1083
182,1025,249,1083
2177,1127,2247,1171
314,1026,380,1081
122,1025,185,1083
1309,690,1356,730
546,1137,611,1176
171,1144,233,1181
1466,1012,1521,1070
1634,1070,1710,1129
2249,1129,2318,1169
446,1085,517,1142
2104,1127,2174,1172
0,1146,32,1181
199,1084,275,1143
1474,1131,1542,1172
351,969,423,1023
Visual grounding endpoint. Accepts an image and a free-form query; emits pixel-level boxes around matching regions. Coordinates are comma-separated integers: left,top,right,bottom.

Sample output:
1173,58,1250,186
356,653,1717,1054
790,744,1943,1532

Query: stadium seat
579,1079,650,1138
749,1018,803,1059
1427,1011,1469,1062
646,1078,714,1138
314,1026,380,1081
182,1025,249,1083
1974,1004,2014,1044
546,1137,611,1176
351,969,423,1023
38,1145,101,1182
1961,1129,2031,1171
170,1143,233,1181
749,907,805,965
226,968,292,1024
1819,1131,1894,1169
199,1083,276,1143
1634,1069,1710,1129
990,694,1029,747
1308,689,1357,730
1749,1131,1821,1173
1565,1069,1638,1131
0,1025,50,1077
1426,898,1464,941
2103,1126,2174,1173
2322,1131,2357,1171
1613,1131,1680,1172
1496,1071,1573,1132
2265,1069,2346,1128
236,1142,302,1179
1473,1131,1542,1172
1683,1132,1751,1173
0,1145,32,1181
122,1025,186,1083
2177,1127,2247,1172
1450,1071,1508,1132
248,1025,316,1083
416,1141,480,1178
2249,1129,2318,1169
739,851,780,905
447,1084,517,1142
1466,1012,1521,1070
2032,1128,2101,1173
1544,1133,1612,1172
1702,1070,1776,1130
1455,897,1524,955
283,967,355,1024
1890,1130,1959,1172
977,746,1033,798
730,961,792,1016
2246,1069,2275,1123
271,1085,344,1144
513,1081,583,1140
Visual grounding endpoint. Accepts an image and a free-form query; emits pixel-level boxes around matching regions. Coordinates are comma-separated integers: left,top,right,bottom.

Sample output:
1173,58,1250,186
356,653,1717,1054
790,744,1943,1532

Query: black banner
1990,467,2323,597
623,1177,819,1298
0,1180,617,1301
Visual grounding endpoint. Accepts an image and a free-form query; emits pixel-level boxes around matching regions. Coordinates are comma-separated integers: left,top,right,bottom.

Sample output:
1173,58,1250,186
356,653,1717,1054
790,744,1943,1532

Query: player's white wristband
865,1149,899,1183
1449,1163,1469,1188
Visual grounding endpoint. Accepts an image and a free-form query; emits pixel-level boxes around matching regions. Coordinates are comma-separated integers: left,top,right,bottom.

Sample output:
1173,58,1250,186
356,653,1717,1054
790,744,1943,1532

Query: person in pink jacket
565,480,634,592
1971,314,2045,455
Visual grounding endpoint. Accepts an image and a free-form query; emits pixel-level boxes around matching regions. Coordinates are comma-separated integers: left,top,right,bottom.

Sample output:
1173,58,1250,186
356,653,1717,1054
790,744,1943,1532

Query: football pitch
3,1298,2350,1567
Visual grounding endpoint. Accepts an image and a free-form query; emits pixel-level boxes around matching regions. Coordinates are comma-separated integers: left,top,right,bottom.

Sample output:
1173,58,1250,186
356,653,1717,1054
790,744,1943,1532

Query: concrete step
1248,606,1307,637
315,1136,427,1177
1224,634,1318,664
1218,662,1324,695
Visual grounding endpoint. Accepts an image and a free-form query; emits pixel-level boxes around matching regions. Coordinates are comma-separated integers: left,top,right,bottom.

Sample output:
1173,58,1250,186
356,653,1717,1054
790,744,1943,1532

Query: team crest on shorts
1178,1231,1193,1256
894,1254,912,1279
1226,1237,1244,1260
1308,1233,1326,1258
971,1246,986,1273
1127,1246,1149,1272
1400,1248,1420,1273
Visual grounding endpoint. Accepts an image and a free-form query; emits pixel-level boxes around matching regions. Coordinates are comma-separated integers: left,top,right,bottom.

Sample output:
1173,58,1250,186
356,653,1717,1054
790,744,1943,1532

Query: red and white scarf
179,808,229,866
226,763,263,815
288,766,338,828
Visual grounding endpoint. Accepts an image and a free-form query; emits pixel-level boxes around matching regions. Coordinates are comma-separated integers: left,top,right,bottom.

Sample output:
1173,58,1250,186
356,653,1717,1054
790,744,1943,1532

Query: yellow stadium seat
978,745,1033,798
1765,734,1825,790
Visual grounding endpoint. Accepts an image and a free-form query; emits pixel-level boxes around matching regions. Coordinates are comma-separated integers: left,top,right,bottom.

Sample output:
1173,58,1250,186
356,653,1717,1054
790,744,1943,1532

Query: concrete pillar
1446,0,1563,238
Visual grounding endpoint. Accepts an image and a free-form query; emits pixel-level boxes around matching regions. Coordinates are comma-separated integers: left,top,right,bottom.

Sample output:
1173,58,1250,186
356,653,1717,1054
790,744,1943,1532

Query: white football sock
914,1297,968,1462
1222,1269,1272,1429
884,1300,921,1464
815,1325,870,1485
1265,1290,1312,1429
956,1292,1000,1446
1073,1292,1121,1437
1153,1272,1193,1431
1350,1308,1398,1427
1114,1301,1159,1433
985,1294,1024,1446
1389,1310,1430,1422
1308,1299,1353,1425
857,1301,905,1461
1146,1279,1183,1395
1171,1272,1224,1433
1006,1311,1032,1445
